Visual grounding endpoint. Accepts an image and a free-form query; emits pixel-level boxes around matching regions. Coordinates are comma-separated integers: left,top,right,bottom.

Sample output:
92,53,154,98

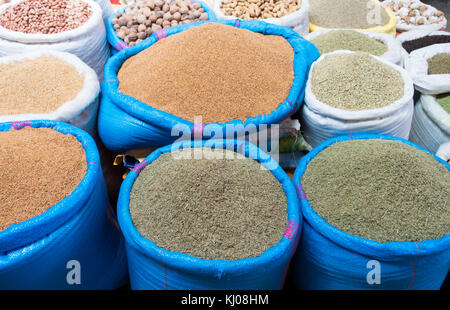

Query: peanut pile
385,0,445,26
0,0,92,34
112,0,209,47
220,0,302,20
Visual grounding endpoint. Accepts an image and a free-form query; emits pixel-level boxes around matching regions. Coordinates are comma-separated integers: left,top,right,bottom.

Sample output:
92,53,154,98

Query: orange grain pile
118,23,294,124
0,127,86,231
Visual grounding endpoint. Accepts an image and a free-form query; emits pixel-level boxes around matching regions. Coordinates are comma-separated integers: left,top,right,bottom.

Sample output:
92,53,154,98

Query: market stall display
117,139,301,289
0,50,100,135
300,51,414,147
0,120,127,289
293,134,450,289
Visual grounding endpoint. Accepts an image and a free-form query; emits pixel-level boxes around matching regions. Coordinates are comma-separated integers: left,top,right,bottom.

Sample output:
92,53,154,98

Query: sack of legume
99,20,319,153
0,50,100,137
117,138,301,289
96,0,114,21
384,0,447,33
0,0,110,80
0,120,128,289
305,29,403,65
309,0,397,35
300,50,414,148
293,134,450,289
404,43,450,95
213,0,309,36
107,0,216,52
409,93,450,154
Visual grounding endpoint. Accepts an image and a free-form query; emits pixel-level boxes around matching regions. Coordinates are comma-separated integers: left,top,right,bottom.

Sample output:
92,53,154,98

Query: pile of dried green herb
310,30,388,55
436,93,450,114
129,148,288,260
427,53,450,75
311,52,404,110
302,139,450,243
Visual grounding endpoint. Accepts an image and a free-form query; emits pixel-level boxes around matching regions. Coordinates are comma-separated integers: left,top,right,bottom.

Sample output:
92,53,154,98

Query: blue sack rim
106,0,217,51
293,133,450,260
117,138,301,278
0,120,101,254
102,19,319,134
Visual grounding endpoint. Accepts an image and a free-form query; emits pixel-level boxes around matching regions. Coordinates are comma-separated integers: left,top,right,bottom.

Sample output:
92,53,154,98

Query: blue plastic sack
292,134,450,290
0,120,128,289
98,19,319,153
117,139,301,289
106,1,217,53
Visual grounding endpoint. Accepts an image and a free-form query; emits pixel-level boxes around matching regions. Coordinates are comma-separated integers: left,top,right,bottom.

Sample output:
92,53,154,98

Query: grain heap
0,56,84,115
111,0,209,47
311,52,404,110
0,127,86,232
118,23,294,123
309,0,390,29
427,53,450,75
130,148,288,260
220,0,302,19
302,139,450,243
310,30,388,55
0,0,92,34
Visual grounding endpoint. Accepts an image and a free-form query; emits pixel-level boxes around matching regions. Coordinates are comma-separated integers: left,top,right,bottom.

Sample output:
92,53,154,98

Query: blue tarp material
106,1,217,53
117,139,301,289
99,19,319,153
0,120,128,289
293,134,450,290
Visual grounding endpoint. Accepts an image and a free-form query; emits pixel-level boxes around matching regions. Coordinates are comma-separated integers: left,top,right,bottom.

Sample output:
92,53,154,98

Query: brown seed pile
0,56,84,115
311,52,404,110
302,139,450,243
0,127,87,232
112,0,209,47
130,148,288,260
118,23,294,123
427,53,450,75
220,0,302,20
0,0,92,34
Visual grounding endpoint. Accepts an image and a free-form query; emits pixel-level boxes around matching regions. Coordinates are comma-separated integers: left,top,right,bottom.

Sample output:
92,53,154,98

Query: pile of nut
112,0,209,47
0,0,92,34
220,0,302,20
385,0,445,26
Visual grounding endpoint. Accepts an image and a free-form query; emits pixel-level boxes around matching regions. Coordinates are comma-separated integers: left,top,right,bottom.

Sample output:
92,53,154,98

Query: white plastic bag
213,0,309,36
409,94,450,154
436,142,450,163
94,0,114,21
384,0,447,33
404,43,450,95
0,0,109,80
305,29,403,65
300,50,414,147
0,50,100,136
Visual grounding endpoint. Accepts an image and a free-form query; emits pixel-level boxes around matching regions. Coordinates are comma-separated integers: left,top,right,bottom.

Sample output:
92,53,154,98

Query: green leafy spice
130,148,288,260
436,93,450,114
311,52,404,110
302,139,450,243
311,30,388,55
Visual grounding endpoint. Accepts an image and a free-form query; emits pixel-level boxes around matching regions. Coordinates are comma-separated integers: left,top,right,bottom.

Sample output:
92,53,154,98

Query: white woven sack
404,43,450,95
305,29,403,65
384,0,447,33
0,50,100,136
0,0,109,80
409,94,450,154
213,0,309,36
94,0,114,21
436,142,450,163
300,50,414,147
